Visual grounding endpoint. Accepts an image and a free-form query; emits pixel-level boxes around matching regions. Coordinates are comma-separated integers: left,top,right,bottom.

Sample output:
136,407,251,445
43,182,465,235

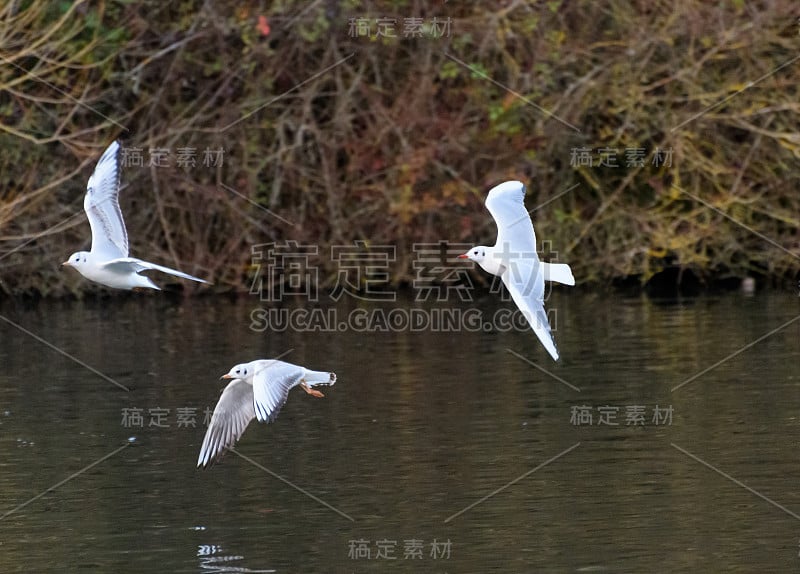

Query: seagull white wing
102,257,210,284
197,378,255,468
485,180,537,256
502,262,559,361
84,141,128,259
252,363,305,423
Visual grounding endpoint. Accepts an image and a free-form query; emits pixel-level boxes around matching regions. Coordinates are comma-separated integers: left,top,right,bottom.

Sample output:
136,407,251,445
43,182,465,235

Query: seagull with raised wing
62,140,210,290
197,359,336,468
459,180,574,360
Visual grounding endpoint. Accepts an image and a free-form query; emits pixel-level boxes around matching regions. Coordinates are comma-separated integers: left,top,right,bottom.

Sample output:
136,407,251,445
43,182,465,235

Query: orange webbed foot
301,383,324,398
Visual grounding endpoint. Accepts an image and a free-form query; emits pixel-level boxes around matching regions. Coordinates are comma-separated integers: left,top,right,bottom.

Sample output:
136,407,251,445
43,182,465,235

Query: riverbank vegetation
1,0,798,297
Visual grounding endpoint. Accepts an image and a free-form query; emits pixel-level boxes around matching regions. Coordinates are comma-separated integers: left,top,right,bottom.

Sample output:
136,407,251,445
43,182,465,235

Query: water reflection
197,543,275,573
0,293,797,572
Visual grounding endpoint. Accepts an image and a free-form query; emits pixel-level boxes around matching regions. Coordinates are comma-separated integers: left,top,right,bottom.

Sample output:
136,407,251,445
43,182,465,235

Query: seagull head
62,251,90,269
458,247,489,264
221,362,256,382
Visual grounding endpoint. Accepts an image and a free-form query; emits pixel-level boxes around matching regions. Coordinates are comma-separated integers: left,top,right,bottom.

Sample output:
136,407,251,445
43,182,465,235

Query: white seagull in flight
197,359,337,467
459,180,574,360
62,140,210,290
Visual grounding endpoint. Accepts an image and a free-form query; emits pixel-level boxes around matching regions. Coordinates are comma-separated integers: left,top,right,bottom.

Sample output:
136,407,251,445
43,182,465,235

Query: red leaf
257,15,271,37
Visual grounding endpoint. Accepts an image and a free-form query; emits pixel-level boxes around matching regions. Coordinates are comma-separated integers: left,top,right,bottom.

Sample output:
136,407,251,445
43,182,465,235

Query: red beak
458,254,469,259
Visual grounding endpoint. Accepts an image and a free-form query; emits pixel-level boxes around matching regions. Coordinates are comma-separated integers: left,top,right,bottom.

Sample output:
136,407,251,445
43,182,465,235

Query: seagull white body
63,140,209,290
460,180,574,360
197,359,336,468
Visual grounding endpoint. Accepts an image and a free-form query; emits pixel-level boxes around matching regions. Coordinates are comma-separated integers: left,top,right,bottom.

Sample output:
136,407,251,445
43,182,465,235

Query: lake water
0,292,798,572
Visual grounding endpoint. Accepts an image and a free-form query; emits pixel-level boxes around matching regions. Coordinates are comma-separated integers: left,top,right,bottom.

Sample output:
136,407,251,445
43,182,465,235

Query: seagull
459,180,575,360
62,140,210,290
197,359,337,468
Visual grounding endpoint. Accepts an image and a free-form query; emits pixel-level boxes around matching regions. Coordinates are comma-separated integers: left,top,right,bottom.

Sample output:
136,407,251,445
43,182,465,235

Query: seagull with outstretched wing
63,140,210,290
197,359,337,468
459,180,574,360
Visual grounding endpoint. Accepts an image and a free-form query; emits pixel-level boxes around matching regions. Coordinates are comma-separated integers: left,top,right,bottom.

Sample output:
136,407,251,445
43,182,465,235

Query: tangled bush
1,0,798,296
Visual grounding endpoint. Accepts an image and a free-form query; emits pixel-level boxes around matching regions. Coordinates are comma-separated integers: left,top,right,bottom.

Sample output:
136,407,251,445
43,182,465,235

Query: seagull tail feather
542,263,575,286
304,369,336,387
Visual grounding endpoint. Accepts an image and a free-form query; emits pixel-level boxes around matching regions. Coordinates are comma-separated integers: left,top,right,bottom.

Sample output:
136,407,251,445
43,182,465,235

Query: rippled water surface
0,292,798,572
